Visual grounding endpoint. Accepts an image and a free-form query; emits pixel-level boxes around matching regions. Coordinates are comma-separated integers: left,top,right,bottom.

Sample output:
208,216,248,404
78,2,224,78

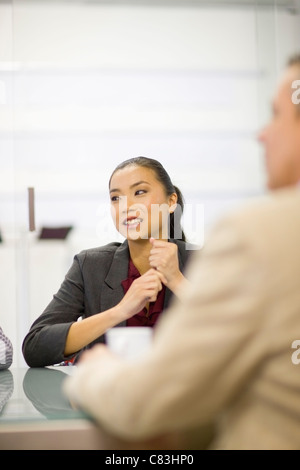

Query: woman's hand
117,268,166,320
149,238,187,295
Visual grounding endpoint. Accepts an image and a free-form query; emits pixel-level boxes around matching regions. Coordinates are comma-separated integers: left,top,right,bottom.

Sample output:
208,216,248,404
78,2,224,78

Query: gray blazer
22,239,195,367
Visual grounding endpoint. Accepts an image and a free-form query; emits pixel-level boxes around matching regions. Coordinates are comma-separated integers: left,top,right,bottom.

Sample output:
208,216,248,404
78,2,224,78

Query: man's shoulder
231,187,300,223
210,187,300,248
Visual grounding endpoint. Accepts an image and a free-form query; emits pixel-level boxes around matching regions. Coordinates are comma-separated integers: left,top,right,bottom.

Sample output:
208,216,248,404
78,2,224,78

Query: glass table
0,366,214,450
0,366,110,450
0,367,86,422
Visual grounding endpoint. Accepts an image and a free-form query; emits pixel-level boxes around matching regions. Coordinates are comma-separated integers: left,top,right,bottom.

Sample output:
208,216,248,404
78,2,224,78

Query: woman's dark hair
109,156,186,241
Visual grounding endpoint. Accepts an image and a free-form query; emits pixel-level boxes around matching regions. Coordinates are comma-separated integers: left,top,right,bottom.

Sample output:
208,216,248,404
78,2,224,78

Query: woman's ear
169,193,178,213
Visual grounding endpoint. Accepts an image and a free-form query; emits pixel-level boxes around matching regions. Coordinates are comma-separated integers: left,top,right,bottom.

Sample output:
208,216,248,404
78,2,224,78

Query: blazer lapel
100,238,191,317
100,240,130,325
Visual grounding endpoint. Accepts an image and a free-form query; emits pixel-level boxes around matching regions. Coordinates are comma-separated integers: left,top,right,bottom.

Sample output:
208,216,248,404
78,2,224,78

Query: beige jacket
64,187,300,450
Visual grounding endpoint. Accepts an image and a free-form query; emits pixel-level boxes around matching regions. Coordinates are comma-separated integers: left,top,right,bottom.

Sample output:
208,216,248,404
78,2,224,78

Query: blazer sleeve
22,252,87,368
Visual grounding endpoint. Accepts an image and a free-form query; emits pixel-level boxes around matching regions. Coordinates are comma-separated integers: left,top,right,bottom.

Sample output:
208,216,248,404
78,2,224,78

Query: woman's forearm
64,305,123,356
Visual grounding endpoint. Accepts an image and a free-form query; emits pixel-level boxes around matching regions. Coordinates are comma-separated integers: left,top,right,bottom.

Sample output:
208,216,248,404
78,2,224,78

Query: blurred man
64,54,300,450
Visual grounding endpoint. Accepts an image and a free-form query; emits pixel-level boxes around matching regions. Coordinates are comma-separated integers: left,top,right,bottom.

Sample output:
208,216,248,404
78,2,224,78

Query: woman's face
109,165,177,241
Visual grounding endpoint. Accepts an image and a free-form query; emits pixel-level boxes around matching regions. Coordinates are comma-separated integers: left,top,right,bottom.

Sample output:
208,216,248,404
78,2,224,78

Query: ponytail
169,185,186,241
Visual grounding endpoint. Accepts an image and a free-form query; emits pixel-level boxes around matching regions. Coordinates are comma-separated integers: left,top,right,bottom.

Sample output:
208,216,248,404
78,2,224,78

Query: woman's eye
111,196,119,202
135,189,146,196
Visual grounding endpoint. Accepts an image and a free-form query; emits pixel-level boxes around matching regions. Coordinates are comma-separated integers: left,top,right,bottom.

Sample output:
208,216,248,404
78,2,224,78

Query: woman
22,157,196,367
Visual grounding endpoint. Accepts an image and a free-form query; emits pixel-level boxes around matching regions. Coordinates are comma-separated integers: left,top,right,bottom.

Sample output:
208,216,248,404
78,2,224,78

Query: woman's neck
128,239,152,275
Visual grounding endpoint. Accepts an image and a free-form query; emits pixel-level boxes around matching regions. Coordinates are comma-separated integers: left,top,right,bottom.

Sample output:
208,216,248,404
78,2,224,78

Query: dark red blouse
121,259,166,327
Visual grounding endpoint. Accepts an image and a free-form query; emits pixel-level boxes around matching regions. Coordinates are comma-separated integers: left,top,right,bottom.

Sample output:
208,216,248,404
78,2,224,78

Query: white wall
0,1,299,366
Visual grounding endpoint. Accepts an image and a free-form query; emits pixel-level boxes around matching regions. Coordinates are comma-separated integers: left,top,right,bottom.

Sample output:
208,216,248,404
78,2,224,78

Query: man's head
258,54,300,190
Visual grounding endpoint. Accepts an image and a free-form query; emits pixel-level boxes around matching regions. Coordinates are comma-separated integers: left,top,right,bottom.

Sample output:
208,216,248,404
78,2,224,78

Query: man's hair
287,53,300,69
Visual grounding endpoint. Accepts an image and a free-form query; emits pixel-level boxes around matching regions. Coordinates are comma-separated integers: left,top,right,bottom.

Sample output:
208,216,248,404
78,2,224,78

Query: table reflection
0,370,14,414
22,367,87,420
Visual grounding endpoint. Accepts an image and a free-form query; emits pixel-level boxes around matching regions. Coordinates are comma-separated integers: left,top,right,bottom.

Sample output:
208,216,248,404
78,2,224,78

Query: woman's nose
119,196,138,215
119,196,129,213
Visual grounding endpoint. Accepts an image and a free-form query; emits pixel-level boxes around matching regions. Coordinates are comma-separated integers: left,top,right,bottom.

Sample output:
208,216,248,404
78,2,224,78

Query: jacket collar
104,239,130,289
104,238,188,291
101,238,189,314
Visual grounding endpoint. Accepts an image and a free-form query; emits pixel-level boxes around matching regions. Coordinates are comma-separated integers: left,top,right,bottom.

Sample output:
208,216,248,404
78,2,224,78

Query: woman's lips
123,217,143,227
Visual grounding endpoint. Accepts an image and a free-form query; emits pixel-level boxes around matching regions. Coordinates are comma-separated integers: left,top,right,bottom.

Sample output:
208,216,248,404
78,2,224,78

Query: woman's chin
126,231,150,242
